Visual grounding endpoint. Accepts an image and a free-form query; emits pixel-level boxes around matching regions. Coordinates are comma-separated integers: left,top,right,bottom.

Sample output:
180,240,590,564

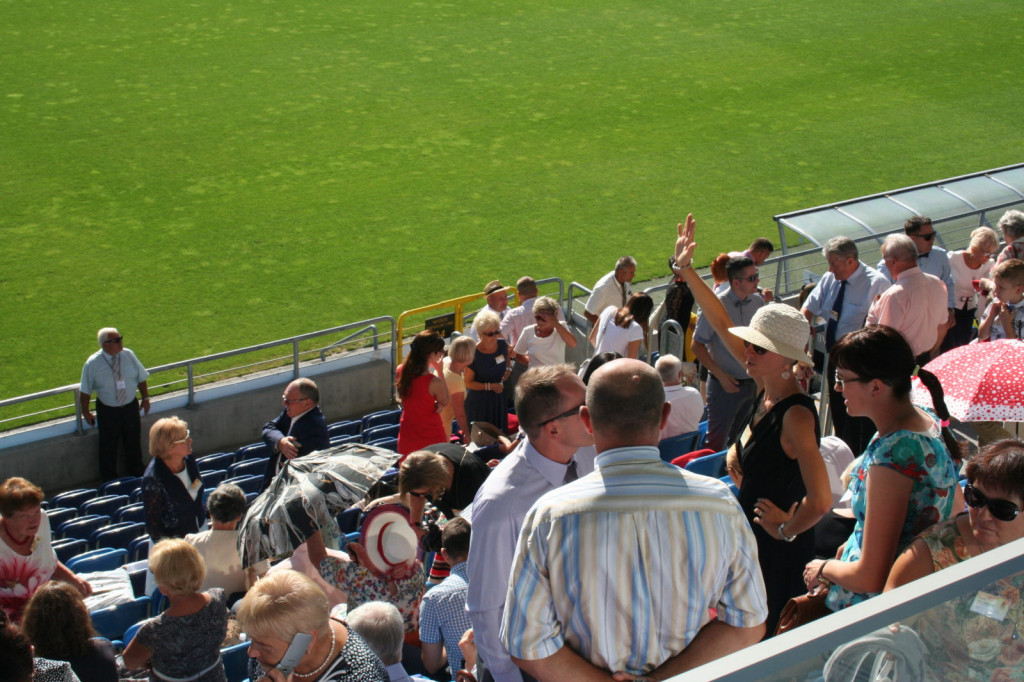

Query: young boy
978,259,1024,341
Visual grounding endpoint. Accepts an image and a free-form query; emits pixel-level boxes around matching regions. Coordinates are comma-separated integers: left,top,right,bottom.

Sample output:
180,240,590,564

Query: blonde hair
472,310,501,335
149,539,205,596
448,336,477,364
149,416,188,461
398,452,451,496
970,226,1000,254
237,570,330,643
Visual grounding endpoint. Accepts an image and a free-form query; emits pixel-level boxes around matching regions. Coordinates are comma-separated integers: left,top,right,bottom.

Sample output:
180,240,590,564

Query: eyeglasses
538,402,585,427
282,396,310,405
409,488,445,501
834,373,871,390
103,336,123,344
480,331,500,337
173,430,192,444
964,483,1021,522
734,274,760,283
914,232,937,242
742,340,768,355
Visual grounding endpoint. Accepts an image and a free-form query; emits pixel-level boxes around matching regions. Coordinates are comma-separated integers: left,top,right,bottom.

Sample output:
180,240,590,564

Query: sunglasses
538,402,585,427
408,489,445,501
914,232,937,242
964,483,1021,522
103,336,124,344
480,331,500,337
735,274,760,282
742,340,768,355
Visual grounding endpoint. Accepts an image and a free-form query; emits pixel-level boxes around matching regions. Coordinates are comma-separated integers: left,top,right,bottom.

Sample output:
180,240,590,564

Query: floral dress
826,420,958,611
319,557,425,633
906,515,1024,681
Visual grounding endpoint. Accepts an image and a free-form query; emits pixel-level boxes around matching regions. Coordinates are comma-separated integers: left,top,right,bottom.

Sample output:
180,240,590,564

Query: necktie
563,459,578,484
918,252,930,259
825,280,847,348
114,356,128,405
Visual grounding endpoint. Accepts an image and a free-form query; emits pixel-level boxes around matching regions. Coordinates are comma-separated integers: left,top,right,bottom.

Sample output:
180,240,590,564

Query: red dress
397,373,446,456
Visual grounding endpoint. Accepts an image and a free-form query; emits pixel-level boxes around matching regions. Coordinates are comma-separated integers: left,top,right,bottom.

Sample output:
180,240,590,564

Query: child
977,259,1024,341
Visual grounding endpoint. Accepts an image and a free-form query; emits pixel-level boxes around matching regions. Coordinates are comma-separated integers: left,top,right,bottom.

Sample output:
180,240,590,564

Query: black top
66,638,118,682
424,443,491,519
141,455,205,540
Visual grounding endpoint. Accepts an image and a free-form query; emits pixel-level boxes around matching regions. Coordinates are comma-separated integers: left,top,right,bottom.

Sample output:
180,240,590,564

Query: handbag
774,589,832,636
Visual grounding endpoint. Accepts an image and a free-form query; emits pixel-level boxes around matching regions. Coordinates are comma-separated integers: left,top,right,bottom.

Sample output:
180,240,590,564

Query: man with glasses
467,365,596,682
584,256,637,325
692,256,765,452
260,378,330,489
79,327,151,480
502,359,766,680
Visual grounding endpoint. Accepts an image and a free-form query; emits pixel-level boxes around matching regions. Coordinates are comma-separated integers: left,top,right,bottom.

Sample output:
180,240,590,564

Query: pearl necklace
292,624,337,680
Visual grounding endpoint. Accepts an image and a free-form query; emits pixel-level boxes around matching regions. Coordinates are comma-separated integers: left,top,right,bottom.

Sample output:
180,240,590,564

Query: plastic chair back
66,547,127,572
58,514,112,541
91,521,146,551
100,476,141,497
50,488,99,511
90,595,151,641
684,450,728,478
81,494,130,519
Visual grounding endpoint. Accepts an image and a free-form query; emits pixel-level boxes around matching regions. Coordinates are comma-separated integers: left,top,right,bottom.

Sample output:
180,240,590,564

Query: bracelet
778,521,797,543
486,383,491,391
817,559,833,587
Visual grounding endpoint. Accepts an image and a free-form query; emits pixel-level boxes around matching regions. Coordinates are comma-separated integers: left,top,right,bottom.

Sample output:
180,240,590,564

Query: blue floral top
827,418,959,611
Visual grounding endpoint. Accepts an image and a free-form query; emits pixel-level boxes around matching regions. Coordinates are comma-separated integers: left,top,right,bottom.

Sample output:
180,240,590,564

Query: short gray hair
970,227,1001,254
533,296,559,317
999,210,1024,240
881,234,917,264
97,327,119,348
345,601,404,664
822,236,858,260
206,483,247,523
655,354,683,385
288,378,320,404
615,256,637,272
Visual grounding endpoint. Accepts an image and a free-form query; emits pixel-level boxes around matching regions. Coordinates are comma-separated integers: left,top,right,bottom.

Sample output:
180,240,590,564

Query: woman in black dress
672,215,832,636
463,310,510,433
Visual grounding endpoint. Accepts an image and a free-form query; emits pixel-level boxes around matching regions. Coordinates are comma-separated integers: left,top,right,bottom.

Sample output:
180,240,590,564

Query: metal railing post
187,364,196,409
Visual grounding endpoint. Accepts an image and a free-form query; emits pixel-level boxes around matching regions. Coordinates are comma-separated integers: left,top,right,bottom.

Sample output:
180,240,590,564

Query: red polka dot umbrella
910,339,1024,422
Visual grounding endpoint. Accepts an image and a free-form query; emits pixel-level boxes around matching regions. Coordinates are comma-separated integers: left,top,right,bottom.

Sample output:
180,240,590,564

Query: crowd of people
3,209,1024,681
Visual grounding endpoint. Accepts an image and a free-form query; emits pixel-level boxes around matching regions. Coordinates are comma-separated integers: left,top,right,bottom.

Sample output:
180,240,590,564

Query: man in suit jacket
261,378,330,489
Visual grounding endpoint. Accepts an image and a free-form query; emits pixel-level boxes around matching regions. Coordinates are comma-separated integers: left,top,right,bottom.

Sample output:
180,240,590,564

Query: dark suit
141,455,205,541
261,405,330,489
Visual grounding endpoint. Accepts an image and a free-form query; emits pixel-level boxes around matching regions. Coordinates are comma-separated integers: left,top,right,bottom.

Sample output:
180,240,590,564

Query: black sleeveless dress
736,392,820,636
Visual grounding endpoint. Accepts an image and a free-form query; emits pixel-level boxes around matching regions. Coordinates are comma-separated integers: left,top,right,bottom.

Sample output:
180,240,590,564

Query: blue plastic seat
200,468,228,489
719,475,740,497
129,535,151,562
90,596,151,641
366,437,398,452
130,487,144,503
91,521,146,551
683,450,728,479
327,420,362,438
658,429,703,463
227,458,268,480
66,547,127,572
221,641,251,682
115,502,147,524
81,494,130,519
329,433,362,447
46,506,78,530
197,452,236,472
100,476,141,497
50,488,99,511
221,475,262,496
236,442,272,461
363,423,400,442
58,514,112,541
52,537,88,564
363,409,402,430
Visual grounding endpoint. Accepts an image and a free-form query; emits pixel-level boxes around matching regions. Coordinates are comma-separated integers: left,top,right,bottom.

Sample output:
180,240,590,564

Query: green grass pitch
1,0,1022,399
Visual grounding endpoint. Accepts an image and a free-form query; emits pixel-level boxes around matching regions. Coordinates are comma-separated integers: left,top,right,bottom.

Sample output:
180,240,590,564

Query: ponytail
916,367,963,465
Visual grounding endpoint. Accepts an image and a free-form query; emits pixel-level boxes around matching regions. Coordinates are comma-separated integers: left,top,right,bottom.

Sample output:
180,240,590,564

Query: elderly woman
22,581,117,682
440,336,477,443
589,292,654,359
513,296,577,368
945,226,1000,349
464,311,510,433
396,330,449,457
0,477,91,623
123,539,228,682
185,484,268,597
239,570,387,682
997,208,1024,264
141,417,205,541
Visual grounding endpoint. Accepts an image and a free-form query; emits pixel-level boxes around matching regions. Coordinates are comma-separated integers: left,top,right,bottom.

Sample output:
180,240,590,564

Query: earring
781,370,791,380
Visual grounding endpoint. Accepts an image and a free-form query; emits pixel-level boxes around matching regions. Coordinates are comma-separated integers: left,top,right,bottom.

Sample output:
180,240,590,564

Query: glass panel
892,186,974,219
838,197,914,234
782,211,872,243
943,176,1024,208
991,167,1024,195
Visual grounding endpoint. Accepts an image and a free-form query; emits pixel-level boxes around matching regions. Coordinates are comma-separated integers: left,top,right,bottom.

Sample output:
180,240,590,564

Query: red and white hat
359,504,418,576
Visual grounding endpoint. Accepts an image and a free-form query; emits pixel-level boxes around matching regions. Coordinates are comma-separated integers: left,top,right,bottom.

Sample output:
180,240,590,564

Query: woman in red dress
396,331,449,459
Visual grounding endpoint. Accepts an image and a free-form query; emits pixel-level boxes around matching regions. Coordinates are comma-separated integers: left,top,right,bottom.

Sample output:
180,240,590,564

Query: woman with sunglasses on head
141,416,205,541
671,215,832,635
396,330,450,458
512,296,577,368
464,310,511,433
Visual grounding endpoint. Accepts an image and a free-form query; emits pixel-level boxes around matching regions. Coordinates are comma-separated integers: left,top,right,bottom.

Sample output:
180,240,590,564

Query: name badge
116,380,127,390
190,478,203,494
970,591,1011,621
829,310,840,322
495,355,505,363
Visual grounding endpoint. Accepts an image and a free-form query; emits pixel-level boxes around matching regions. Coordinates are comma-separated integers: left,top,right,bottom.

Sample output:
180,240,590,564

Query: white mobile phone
275,632,313,677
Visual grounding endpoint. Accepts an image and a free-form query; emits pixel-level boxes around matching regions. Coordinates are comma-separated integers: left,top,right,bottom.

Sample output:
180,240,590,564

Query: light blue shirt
878,244,955,308
693,288,764,379
465,438,596,682
419,561,473,676
80,348,149,407
803,262,891,347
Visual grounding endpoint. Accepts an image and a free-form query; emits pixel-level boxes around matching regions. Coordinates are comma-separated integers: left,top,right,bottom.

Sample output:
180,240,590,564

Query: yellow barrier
396,287,520,365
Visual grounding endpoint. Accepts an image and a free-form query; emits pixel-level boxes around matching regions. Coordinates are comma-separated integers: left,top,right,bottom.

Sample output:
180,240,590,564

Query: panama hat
729,303,812,365
359,504,418,576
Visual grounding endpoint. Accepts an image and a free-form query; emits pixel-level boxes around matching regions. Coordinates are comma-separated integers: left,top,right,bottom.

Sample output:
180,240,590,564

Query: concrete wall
0,351,396,495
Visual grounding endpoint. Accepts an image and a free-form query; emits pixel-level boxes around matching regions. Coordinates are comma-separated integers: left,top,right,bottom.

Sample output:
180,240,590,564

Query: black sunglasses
964,483,1021,522
914,232,937,242
742,340,768,355
103,336,124,344
538,402,584,427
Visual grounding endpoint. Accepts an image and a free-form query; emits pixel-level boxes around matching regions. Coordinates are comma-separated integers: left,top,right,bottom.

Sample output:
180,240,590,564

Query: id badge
116,380,127,390
495,355,505,364
970,591,1011,621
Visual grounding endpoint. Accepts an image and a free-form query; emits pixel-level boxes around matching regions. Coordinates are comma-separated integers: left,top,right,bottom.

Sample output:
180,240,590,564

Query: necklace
292,623,337,679
2,520,33,548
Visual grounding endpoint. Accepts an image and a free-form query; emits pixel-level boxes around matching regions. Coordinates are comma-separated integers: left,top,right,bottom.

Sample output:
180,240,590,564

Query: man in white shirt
501,277,564,404
655,354,704,440
584,256,636,325
466,365,597,682
468,280,511,340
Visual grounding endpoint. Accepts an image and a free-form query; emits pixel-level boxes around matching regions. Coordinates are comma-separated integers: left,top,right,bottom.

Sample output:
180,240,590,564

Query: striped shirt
501,446,767,676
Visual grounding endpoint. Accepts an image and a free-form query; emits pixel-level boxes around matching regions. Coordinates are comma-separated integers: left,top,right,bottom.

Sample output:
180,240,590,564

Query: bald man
502,359,766,681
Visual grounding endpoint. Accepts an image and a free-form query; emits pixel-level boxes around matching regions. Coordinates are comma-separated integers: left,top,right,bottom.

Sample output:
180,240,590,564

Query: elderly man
79,327,151,480
801,236,890,454
467,365,597,682
584,256,636,325
655,354,704,441
260,378,330,489
347,601,413,682
501,359,767,680
996,209,1024,264
469,280,511,341
867,234,948,364
691,256,765,452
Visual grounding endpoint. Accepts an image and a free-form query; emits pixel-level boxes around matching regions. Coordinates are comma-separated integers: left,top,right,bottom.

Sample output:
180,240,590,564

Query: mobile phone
275,632,313,677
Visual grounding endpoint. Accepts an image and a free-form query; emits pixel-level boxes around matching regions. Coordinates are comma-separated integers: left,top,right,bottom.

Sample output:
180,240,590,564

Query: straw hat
728,304,812,365
359,504,418,576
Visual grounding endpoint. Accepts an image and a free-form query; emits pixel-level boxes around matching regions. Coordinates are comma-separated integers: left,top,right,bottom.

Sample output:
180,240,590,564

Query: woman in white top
512,296,576,368
589,292,653,359
945,226,999,350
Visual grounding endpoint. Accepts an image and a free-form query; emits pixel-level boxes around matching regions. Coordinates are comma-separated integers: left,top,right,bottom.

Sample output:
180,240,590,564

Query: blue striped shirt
500,446,767,676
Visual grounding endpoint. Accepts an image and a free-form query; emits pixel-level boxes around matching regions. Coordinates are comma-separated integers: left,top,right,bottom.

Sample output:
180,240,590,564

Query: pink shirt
866,266,947,356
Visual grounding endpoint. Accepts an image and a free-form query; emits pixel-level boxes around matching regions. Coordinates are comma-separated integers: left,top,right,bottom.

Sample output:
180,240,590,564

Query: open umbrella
910,339,1024,422
238,442,400,567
